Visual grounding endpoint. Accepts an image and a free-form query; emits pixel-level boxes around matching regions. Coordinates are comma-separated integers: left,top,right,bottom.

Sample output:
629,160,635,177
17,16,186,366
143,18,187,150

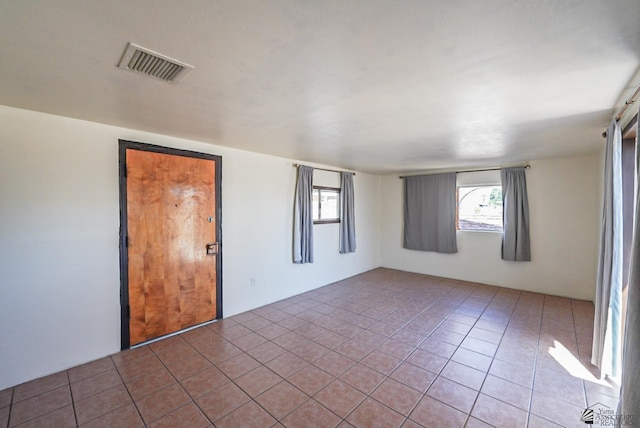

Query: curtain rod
399,165,530,179
293,163,355,175
602,83,640,138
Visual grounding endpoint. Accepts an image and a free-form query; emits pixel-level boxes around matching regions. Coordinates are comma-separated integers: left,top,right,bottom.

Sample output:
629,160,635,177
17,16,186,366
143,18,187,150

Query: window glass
320,190,338,219
457,186,503,231
312,187,340,223
312,188,320,220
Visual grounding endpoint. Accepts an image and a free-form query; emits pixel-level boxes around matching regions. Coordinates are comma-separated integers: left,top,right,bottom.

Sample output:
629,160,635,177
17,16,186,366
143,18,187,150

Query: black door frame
118,139,223,350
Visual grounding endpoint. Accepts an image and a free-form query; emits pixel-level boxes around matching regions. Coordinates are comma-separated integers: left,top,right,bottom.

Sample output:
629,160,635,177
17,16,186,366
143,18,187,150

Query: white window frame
312,186,340,224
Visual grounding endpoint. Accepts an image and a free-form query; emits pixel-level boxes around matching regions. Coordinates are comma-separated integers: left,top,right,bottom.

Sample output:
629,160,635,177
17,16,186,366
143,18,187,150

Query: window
457,185,503,231
312,186,340,224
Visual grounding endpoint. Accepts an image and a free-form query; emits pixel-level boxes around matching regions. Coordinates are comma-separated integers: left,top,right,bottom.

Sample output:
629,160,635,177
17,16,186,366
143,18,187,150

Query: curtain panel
501,167,531,261
618,110,640,424
403,173,457,253
592,120,623,378
339,172,356,253
293,165,314,264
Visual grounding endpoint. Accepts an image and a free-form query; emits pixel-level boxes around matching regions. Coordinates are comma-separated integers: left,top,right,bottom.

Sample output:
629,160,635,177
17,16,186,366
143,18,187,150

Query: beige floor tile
13,404,75,428
255,381,308,420
347,397,406,428
339,364,386,394
75,384,131,425
427,376,478,414
135,384,191,424
10,386,72,426
314,380,365,418
409,395,467,428
233,366,282,397
471,393,528,428
370,378,422,415
196,382,250,422
440,360,486,391
68,358,114,383
314,351,356,377
78,403,143,428
215,401,276,427
281,399,341,428
12,372,68,403
288,365,334,396
71,369,123,401
483,374,530,409
147,402,209,428
167,354,213,381
125,367,176,401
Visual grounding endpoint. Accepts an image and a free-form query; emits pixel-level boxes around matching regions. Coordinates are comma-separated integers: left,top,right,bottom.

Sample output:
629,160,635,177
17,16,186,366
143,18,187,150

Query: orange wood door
124,146,219,346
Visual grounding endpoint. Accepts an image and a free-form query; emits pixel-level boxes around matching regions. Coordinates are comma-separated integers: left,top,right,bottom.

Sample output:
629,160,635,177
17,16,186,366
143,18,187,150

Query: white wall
380,155,601,301
0,103,603,390
0,105,381,389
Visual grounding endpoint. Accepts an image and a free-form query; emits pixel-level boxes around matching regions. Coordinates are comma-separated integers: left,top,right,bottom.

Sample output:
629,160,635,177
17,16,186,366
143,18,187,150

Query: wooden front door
119,140,222,348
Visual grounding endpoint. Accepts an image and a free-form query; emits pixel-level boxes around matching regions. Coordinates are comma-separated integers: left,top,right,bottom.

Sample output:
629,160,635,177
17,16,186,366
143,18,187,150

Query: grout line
65,370,79,428
526,294,548,426
455,286,521,426
6,388,14,428
147,341,222,426
5,383,73,427
112,361,146,426
572,298,591,410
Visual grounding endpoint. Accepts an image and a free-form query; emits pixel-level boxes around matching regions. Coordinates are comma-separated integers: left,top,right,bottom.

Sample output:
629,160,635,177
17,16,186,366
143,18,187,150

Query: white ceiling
1,1,639,174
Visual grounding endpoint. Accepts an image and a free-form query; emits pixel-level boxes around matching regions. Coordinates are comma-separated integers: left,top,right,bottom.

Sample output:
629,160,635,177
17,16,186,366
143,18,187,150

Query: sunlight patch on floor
548,340,612,386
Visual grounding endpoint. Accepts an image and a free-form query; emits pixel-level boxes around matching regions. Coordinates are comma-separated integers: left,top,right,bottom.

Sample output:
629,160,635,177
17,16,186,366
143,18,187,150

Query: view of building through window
457,185,503,231
312,187,340,223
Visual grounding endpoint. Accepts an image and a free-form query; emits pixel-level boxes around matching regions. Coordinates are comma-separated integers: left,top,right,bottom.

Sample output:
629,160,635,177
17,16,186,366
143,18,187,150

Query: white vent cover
117,43,193,83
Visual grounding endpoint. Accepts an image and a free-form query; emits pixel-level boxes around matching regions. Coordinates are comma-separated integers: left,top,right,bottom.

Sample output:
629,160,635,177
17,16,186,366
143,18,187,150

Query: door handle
206,242,220,255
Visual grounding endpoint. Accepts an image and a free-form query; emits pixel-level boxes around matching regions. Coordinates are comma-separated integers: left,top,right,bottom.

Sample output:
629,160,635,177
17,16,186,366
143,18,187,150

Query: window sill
313,220,340,225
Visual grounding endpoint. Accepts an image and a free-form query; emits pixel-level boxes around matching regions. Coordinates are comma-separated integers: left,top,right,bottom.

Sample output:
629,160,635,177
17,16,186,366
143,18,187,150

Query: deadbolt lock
206,242,219,255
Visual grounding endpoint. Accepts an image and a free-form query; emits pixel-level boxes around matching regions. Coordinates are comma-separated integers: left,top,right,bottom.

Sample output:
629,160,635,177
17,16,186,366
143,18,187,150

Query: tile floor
1,268,620,427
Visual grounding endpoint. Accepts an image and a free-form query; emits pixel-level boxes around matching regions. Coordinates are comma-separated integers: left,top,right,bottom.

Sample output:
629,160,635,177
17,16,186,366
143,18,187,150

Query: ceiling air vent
117,43,193,83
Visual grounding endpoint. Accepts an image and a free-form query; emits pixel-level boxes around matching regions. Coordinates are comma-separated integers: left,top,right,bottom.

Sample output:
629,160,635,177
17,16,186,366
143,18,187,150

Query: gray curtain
339,172,356,253
592,120,623,377
501,167,531,261
618,111,639,425
403,173,457,253
293,165,314,263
